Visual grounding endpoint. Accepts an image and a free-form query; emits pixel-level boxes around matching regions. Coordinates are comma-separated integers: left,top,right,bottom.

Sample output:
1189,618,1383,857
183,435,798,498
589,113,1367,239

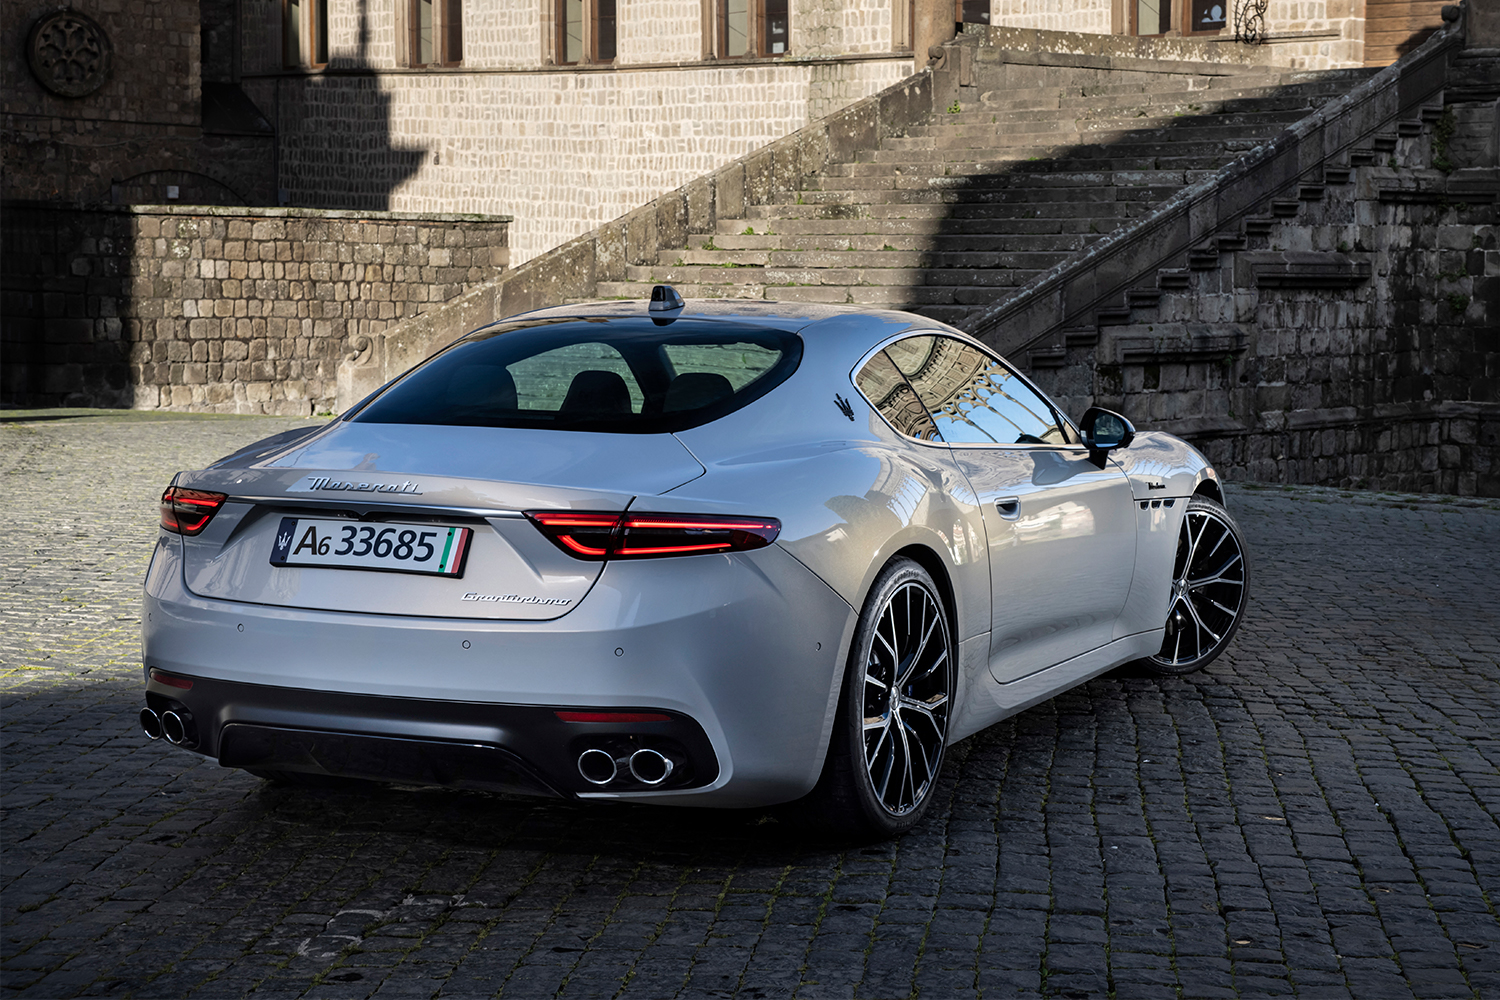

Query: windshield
351,317,803,433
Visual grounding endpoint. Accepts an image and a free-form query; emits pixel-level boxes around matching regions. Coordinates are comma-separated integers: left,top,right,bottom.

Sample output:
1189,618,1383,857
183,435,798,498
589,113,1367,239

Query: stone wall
2,0,274,207
986,0,1370,69
979,22,1499,495
2,205,509,413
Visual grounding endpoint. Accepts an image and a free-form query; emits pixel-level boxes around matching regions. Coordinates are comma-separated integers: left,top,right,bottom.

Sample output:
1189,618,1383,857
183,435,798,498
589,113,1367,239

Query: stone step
961,95,1317,124
851,140,1261,165
595,280,769,300
789,184,1182,205
846,150,1254,173
719,211,1133,235
599,279,1033,309
621,264,1047,289
899,115,1303,140
696,232,1099,253
728,248,1075,269
740,199,1152,220
810,167,1210,190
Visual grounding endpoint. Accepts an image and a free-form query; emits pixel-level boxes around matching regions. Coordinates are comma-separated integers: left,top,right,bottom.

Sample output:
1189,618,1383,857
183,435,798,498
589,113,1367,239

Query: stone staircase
595,50,1377,325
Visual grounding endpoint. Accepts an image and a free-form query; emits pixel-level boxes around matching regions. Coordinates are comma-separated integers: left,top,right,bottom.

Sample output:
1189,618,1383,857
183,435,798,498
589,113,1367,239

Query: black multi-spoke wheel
799,558,953,839
1143,495,1249,675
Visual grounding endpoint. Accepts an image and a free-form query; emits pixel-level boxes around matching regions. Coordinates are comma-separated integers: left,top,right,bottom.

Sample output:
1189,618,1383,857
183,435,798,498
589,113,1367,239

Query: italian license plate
270,517,472,577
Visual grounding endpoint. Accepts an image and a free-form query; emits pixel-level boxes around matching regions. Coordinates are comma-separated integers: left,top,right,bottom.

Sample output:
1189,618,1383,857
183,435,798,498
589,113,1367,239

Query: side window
854,351,942,442
889,335,1068,446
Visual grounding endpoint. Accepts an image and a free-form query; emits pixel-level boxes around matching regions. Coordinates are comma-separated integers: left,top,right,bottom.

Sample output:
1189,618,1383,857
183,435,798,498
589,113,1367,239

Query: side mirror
1079,406,1135,465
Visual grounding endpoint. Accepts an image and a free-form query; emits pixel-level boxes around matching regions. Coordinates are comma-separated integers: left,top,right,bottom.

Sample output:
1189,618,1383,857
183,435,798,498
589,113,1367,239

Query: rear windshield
351,317,803,433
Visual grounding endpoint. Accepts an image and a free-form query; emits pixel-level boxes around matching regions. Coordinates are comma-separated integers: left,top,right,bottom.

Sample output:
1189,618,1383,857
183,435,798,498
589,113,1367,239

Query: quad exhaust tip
577,747,677,787
628,748,673,786
161,709,193,746
140,707,162,740
577,748,618,785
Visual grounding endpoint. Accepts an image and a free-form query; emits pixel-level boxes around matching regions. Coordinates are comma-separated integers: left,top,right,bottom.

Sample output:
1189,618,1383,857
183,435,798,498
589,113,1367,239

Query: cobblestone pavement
3,412,1499,1000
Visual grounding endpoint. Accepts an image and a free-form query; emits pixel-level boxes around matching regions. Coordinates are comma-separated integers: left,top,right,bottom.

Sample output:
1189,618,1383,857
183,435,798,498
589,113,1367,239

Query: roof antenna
649,285,684,312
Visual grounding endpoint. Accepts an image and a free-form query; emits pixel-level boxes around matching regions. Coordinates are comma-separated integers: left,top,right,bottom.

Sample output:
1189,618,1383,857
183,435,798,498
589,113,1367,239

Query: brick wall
2,205,510,413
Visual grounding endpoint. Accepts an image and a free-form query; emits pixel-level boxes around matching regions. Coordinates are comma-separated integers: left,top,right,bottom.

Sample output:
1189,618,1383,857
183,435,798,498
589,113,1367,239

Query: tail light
160,487,227,535
527,511,780,561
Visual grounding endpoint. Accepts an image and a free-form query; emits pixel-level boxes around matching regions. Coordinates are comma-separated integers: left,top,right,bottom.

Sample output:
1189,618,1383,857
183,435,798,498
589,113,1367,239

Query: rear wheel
798,558,954,840
1142,494,1249,675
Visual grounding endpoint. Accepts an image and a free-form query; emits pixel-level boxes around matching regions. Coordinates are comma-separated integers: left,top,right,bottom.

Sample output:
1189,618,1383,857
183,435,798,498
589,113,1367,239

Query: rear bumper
142,538,857,807
144,673,719,797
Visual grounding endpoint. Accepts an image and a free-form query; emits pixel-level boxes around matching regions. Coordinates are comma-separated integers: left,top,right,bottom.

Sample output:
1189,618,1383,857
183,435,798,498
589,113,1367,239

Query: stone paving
3,411,1499,1000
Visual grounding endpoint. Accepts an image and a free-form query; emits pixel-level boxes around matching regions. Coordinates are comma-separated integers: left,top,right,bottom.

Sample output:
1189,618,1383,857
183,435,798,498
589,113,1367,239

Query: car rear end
140,306,857,807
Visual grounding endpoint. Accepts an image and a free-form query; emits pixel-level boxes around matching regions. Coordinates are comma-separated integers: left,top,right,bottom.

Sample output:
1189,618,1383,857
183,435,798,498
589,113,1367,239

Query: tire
796,557,955,840
1141,494,1250,676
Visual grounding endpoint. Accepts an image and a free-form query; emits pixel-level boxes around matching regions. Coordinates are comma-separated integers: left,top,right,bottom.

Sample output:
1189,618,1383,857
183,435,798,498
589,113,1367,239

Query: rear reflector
526,511,780,561
555,711,672,723
160,487,227,535
149,668,193,690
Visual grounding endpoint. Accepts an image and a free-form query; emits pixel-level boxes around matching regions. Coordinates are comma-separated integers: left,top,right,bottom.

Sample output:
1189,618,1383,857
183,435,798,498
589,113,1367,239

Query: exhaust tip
628,748,674,786
577,748,617,785
140,707,162,740
161,709,190,746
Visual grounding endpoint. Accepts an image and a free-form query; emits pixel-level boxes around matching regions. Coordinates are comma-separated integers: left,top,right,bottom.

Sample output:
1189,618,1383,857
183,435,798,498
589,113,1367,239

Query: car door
885,334,1138,683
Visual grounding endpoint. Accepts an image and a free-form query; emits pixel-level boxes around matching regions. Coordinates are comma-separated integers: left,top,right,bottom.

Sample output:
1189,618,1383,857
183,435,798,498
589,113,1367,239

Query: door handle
995,497,1020,520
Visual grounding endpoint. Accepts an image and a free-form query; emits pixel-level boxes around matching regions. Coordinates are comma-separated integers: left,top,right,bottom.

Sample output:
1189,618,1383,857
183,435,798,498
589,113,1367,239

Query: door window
889,335,1068,446
854,350,942,442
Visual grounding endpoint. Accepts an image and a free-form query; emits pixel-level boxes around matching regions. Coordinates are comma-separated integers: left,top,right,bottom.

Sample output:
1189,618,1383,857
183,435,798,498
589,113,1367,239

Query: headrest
664,371,734,412
560,369,632,415
447,365,517,412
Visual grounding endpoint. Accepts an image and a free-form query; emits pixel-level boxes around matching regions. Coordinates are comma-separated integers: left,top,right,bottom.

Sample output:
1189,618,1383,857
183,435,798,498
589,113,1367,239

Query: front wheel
1141,494,1249,675
796,558,954,840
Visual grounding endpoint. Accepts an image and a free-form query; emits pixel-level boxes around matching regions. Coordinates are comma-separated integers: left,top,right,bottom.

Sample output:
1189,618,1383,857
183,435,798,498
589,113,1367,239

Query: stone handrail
960,12,1467,358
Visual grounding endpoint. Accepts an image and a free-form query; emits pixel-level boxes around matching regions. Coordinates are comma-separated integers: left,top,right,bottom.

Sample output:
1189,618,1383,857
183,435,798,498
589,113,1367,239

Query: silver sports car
141,288,1248,838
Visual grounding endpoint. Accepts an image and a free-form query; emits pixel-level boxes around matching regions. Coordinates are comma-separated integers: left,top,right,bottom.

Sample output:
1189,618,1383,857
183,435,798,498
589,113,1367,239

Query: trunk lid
174,423,705,620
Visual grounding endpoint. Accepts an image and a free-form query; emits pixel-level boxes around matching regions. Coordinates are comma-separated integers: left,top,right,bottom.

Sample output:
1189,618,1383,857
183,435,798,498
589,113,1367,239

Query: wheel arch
889,543,960,650
1194,477,1224,503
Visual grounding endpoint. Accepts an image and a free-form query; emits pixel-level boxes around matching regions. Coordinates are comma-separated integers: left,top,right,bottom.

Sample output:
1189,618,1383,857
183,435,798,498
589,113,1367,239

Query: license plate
270,517,472,577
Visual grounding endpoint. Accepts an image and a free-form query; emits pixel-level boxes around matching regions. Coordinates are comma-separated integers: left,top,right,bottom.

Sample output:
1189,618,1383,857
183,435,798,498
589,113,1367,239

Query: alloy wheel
861,580,951,815
1150,501,1247,672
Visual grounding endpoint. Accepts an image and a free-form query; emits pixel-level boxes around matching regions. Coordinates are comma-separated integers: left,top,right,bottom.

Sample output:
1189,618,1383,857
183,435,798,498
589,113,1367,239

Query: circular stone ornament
28,9,114,99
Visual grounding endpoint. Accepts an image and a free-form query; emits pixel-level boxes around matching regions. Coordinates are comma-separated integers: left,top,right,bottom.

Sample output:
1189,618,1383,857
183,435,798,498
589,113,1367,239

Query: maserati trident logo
288,475,422,495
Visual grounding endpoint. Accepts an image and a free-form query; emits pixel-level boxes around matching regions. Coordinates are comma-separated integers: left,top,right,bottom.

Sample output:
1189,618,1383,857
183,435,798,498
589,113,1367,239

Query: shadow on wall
0,0,427,407
273,0,427,211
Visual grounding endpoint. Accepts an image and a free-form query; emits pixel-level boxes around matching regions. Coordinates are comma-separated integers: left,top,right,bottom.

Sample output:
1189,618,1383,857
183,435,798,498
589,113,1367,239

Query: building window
282,0,328,68
1188,0,1227,32
557,0,616,63
408,0,463,66
1133,0,1171,34
719,0,788,57
1131,0,1224,34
